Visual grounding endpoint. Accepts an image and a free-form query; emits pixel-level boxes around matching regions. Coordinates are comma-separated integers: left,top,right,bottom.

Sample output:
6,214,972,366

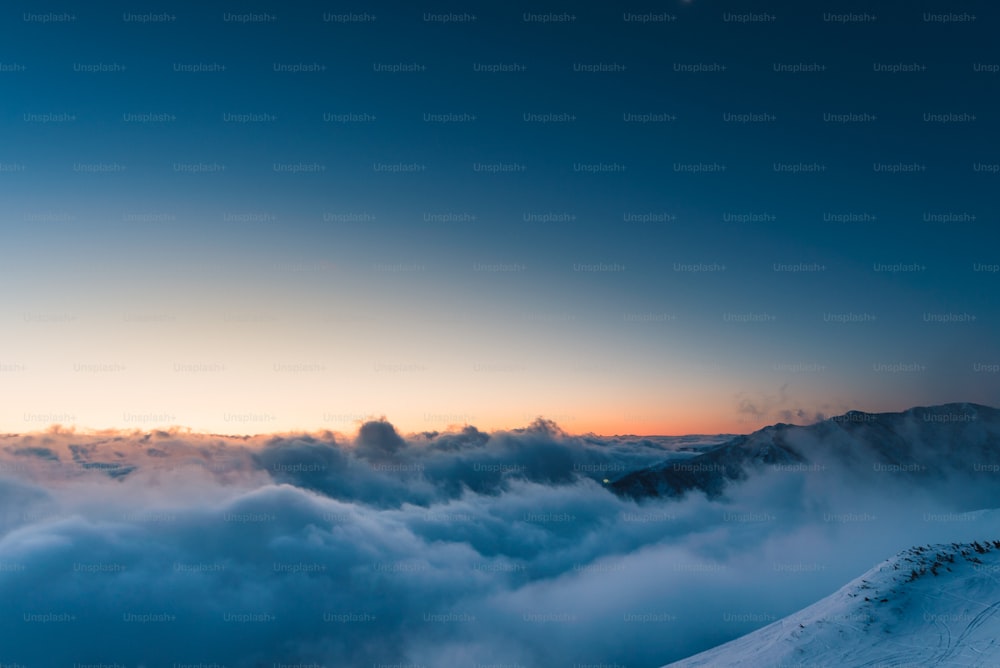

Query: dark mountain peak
612,403,1000,502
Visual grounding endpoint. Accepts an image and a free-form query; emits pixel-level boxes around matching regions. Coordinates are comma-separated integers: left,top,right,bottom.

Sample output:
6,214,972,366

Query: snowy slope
664,538,1000,667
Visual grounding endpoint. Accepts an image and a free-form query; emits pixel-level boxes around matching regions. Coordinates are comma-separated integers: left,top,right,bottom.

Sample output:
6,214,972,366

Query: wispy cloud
0,416,998,666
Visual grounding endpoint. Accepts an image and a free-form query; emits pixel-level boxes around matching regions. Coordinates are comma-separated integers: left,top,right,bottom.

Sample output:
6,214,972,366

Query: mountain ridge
663,534,1000,667
611,403,1000,501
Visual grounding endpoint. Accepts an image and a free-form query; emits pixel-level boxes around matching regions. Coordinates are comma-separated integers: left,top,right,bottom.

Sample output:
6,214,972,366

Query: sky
1,0,998,436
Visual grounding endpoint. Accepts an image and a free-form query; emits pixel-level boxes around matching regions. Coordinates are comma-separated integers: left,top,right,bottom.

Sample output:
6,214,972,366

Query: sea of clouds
1,418,998,667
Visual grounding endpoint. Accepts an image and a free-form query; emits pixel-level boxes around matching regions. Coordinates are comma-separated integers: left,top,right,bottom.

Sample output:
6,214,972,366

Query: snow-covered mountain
664,537,1000,667
612,403,1000,506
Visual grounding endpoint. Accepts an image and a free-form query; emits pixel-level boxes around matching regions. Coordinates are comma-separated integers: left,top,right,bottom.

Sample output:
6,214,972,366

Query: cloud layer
1,419,998,667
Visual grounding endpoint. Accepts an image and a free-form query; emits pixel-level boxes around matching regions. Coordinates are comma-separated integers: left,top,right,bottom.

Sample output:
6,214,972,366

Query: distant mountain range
611,403,1000,507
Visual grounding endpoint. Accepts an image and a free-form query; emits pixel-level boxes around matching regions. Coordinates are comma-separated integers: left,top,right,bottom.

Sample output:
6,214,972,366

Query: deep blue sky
1,0,998,434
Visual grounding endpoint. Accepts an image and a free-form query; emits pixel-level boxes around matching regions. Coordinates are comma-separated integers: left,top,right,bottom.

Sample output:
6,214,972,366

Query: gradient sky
1,0,998,436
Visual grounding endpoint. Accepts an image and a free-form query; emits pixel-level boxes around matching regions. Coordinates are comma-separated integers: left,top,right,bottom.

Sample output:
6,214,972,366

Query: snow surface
664,537,1000,667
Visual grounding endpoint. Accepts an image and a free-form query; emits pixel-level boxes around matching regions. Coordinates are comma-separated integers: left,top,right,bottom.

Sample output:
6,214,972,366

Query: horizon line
2,402,992,440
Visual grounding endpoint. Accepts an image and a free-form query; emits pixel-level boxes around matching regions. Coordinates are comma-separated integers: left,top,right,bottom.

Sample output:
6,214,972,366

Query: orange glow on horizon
2,412,777,439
